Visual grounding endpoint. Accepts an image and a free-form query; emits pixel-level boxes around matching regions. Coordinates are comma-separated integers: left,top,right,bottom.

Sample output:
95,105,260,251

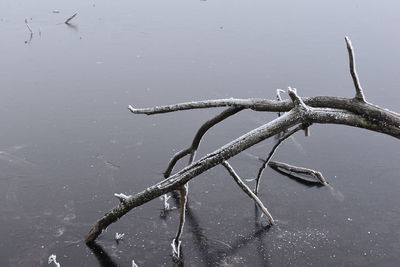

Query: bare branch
345,36,365,101
269,161,328,185
254,123,308,195
221,161,275,225
65,12,78,24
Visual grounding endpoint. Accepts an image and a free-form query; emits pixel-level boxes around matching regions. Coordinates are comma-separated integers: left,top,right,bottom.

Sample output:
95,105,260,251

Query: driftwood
85,37,400,260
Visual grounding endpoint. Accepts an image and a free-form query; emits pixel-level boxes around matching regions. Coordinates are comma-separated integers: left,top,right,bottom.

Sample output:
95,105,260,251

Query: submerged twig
268,161,328,185
65,12,78,24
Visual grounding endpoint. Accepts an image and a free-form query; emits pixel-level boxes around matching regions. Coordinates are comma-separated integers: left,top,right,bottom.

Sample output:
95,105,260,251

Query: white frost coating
114,193,132,203
171,238,182,258
115,232,125,240
132,259,138,267
276,89,286,101
48,254,60,267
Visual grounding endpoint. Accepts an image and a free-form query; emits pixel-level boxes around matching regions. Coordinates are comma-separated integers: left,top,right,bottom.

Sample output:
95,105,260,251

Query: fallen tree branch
85,38,400,250
85,92,398,243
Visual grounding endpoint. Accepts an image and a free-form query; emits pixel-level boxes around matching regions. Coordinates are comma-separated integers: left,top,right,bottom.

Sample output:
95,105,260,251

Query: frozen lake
0,0,399,266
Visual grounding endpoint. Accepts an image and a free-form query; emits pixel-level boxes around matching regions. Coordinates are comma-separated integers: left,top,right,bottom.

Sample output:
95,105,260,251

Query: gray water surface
1,0,399,266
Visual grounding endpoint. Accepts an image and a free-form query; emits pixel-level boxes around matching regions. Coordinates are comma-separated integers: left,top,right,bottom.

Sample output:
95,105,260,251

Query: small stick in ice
48,254,61,267
115,232,125,241
25,18,33,34
65,13,77,24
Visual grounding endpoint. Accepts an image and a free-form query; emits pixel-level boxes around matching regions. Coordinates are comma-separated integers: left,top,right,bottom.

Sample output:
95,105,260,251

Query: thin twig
222,161,275,225
254,123,308,194
268,161,328,185
345,36,365,101
65,12,78,24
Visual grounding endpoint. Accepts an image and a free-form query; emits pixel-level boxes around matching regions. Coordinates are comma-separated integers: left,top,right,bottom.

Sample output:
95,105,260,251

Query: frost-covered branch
129,97,399,131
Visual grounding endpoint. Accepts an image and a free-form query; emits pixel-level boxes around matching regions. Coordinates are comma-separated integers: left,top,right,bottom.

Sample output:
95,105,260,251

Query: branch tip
345,36,365,101
128,105,136,113
114,193,132,204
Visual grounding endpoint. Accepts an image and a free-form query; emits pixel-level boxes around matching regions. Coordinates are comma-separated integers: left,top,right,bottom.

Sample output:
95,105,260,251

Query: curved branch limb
345,36,365,101
221,161,275,225
268,161,328,185
164,148,192,178
164,107,243,178
254,123,309,195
